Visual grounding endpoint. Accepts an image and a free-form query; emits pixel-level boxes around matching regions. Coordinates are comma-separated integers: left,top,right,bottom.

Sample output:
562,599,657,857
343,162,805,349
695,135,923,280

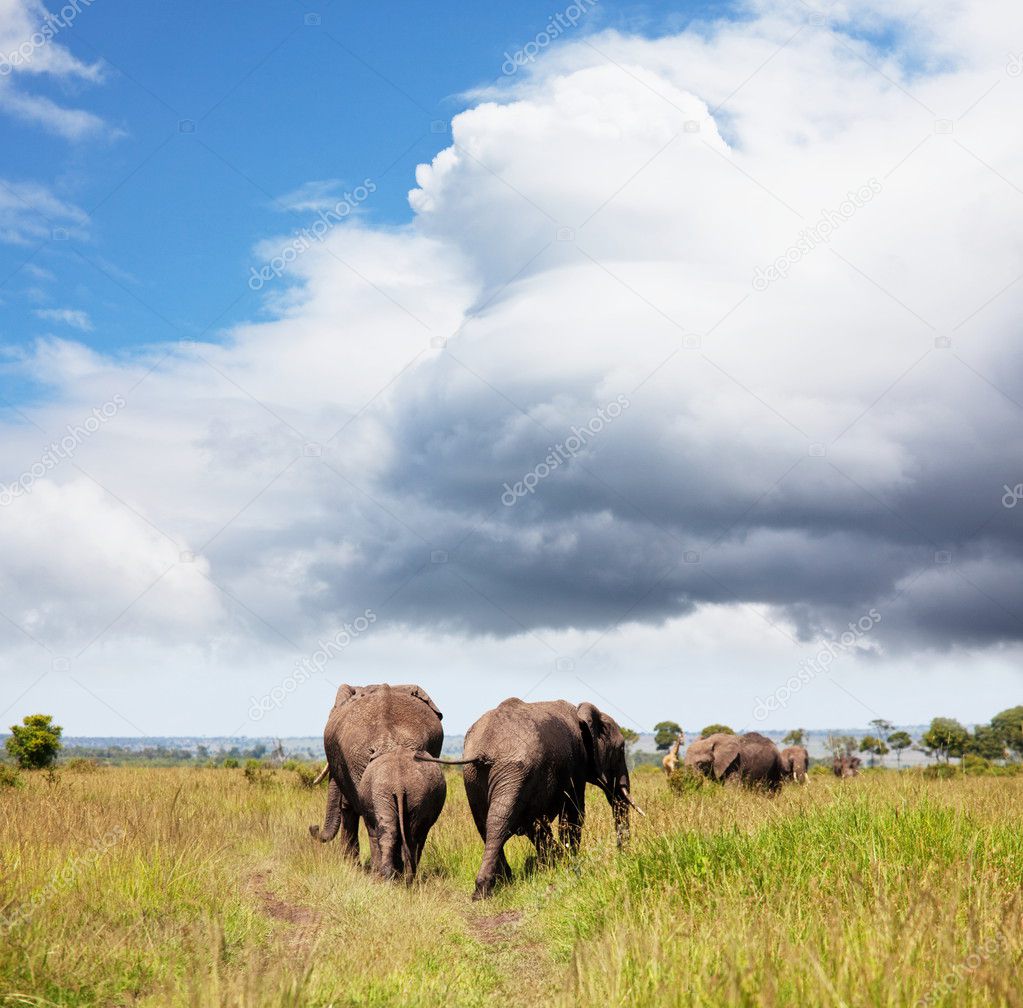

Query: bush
291,763,321,788
243,759,276,787
923,764,957,779
63,757,102,774
666,767,708,795
222,757,240,769
6,714,63,769
0,765,22,788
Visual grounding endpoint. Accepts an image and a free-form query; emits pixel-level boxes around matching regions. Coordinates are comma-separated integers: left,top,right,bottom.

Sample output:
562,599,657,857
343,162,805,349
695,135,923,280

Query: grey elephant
425,697,641,900
683,731,783,792
358,749,446,880
309,683,444,861
833,752,861,778
780,745,810,783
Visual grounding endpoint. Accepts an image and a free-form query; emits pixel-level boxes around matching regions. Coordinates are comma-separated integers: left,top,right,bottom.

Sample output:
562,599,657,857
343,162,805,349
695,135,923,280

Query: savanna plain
2,765,1022,1007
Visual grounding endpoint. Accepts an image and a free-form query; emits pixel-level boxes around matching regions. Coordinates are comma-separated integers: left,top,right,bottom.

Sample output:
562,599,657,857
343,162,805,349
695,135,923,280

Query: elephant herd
680,731,810,790
308,683,639,899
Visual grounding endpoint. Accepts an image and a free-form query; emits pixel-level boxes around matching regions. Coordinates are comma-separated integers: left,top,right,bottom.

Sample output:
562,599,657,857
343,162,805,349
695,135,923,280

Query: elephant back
324,683,444,792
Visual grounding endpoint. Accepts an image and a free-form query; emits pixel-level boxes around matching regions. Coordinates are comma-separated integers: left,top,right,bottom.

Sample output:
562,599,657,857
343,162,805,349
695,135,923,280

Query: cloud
2,0,1023,732
0,0,109,140
0,176,88,244
33,307,92,331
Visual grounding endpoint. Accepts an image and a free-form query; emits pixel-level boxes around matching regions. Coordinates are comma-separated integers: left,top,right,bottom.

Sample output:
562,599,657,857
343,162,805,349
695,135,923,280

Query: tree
859,734,889,767
990,706,1023,759
888,730,912,766
967,724,1006,762
824,734,857,758
620,727,640,752
5,714,63,769
782,728,807,747
921,718,969,764
869,719,894,741
654,721,683,751
700,724,735,739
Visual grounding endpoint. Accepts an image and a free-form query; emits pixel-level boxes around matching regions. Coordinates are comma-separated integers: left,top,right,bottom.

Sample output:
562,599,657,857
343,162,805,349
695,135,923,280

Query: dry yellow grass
1,764,1021,1006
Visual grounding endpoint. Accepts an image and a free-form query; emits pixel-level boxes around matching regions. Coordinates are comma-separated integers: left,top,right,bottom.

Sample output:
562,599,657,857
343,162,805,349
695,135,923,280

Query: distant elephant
309,683,444,859
358,749,446,880
780,745,810,783
833,753,861,778
428,698,640,900
683,731,783,792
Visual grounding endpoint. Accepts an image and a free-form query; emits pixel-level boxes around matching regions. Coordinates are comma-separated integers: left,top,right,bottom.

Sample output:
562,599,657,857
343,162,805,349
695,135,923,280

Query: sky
0,0,1022,739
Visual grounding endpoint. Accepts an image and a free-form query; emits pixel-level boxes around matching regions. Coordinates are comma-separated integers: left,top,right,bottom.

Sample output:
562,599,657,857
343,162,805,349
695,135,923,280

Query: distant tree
654,721,684,751
859,734,889,767
782,728,807,747
869,719,894,742
990,706,1023,759
967,724,1006,762
824,734,857,758
921,718,969,764
700,724,735,739
888,730,913,766
6,714,63,769
620,727,640,752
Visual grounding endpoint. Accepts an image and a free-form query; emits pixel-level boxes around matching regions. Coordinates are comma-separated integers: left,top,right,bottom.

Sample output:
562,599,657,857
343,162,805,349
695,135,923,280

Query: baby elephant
358,749,446,881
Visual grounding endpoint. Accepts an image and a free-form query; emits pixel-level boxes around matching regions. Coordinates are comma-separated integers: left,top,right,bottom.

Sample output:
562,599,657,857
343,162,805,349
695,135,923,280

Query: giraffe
662,732,685,776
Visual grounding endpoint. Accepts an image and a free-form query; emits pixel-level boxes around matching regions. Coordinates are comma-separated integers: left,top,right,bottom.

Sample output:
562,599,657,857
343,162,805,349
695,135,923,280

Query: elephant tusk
312,764,329,786
623,791,646,817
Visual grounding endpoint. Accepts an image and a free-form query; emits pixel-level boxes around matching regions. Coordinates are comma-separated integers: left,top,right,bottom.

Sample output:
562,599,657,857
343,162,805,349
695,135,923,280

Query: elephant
833,753,861,778
358,749,446,881
780,745,810,783
683,731,783,792
309,683,444,860
430,697,641,900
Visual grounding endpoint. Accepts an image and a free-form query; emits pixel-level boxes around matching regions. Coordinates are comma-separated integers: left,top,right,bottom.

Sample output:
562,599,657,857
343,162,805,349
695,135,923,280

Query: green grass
1,765,1022,1006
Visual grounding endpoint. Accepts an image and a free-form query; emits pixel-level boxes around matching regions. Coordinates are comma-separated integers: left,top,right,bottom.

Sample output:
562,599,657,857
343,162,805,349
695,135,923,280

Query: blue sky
0,0,732,397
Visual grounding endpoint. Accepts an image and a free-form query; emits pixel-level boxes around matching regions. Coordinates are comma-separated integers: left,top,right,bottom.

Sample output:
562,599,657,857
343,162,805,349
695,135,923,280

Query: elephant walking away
358,749,446,880
780,745,810,783
309,683,444,862
683,731,783,792
450,697,641,900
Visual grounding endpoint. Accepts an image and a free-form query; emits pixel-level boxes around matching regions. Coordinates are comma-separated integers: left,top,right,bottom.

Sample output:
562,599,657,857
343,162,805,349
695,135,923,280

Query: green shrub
222,757,240,769
923,763,957,779
243,759,276,787
0,764,22,788
666,767,707,795
291,763,321,788
5,713,63,769
63,757,102,774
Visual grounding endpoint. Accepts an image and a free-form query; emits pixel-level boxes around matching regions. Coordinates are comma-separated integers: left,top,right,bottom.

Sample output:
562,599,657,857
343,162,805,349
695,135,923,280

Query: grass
1,764,1022,1006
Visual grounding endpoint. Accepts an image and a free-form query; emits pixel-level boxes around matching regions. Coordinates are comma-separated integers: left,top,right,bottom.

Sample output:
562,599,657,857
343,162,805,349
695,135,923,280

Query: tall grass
1,765,1021,1006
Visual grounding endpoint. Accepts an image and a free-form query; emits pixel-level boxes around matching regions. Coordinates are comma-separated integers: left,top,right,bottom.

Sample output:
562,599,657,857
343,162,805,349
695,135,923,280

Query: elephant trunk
309,776,342,842
610,789,631,848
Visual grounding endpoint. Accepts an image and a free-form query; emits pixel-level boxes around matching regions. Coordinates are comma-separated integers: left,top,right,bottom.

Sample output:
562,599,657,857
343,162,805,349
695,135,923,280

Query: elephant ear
332,684,356,708
711,735,741,779
407,685,443,721
576,702,603,763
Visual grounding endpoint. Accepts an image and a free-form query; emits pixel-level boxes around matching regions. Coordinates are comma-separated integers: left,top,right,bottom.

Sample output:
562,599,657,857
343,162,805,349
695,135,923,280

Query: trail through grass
2,766,1022,1006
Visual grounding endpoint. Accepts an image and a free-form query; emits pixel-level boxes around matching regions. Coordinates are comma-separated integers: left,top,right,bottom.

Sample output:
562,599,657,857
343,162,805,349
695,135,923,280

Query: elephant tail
396,789,413,880
413,754,485,766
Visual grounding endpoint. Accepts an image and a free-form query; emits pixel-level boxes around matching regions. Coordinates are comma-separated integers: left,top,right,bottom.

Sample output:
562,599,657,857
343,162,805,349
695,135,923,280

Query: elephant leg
558,783,586,853
474,796,516,900
528,819,557,867
339,799,360,859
